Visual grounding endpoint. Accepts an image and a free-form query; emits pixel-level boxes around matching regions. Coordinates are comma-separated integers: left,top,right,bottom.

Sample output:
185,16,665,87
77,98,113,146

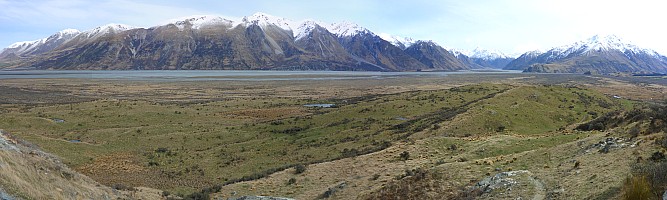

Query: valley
0,72,666,199
2,1,667,199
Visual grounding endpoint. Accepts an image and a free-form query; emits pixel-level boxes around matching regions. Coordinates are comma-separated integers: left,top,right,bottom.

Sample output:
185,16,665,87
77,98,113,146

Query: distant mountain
328,22,429,71
403,41,468,70
468,48,514,69
449,49,484,69
292,21,361,70
0,13,474,71
447,48,513,69
7,14,665,74
504,35,667,74
504,50,542,70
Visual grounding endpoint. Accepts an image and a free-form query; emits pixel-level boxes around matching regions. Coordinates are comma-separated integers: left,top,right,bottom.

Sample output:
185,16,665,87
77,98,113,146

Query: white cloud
0,0,206,29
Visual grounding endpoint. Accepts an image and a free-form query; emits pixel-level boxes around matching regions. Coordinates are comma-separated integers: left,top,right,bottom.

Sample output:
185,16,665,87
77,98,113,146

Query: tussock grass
622,176,653,200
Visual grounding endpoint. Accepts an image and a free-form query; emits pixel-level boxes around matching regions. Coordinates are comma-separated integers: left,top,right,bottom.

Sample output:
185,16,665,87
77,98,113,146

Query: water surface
0,70,522,81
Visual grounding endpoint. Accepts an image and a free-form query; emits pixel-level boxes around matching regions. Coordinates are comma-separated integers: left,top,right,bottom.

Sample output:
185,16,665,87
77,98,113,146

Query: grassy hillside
0,131,162,199
436,85,630,137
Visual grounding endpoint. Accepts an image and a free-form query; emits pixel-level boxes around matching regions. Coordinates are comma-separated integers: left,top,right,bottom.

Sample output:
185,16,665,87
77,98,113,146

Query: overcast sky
2,0,666,56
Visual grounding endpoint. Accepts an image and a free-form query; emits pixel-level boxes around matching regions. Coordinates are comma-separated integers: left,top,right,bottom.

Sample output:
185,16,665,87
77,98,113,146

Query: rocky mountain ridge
4,14,667,74
0,13,469,71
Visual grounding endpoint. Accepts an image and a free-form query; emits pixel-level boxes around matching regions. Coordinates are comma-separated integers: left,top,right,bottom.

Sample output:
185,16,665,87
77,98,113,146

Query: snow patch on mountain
7,39,45,52
58,29,81,36
0,29,81,55
4,28,81,55
50,29,81,41
165,15,234,30
327,22,374,37
240,12,297,31
523,50,543,57
379,33,416,49
8,39,43,49
470,48,512,60
295,20,324,41
412,40,442,47
448,48,471,58
81,24,137,38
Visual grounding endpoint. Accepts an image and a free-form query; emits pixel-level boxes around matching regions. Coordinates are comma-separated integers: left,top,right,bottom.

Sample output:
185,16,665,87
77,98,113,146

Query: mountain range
449,48,514,69
2,12,667,74
0,13,476,71
504,35,667,74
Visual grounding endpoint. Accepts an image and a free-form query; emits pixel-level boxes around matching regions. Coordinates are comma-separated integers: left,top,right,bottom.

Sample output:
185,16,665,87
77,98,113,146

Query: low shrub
631,159,667,198
184,184,221,200
287,177,297,185
294,164,307,174
399,151,410,161
111,183,134,191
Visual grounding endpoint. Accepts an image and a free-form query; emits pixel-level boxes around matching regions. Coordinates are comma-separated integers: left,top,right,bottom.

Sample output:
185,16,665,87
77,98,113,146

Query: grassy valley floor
0,73,665,199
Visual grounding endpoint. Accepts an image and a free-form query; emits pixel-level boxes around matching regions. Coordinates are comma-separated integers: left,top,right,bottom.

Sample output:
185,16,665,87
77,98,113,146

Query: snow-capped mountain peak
327,21,373,37
448,48,471,58
2,28,83,57
49,29,81,41
582,34,642,52
294,20,325,41
57,29,81,35
165,15,234,30
524,50,543,57
549,34,658,59
414,40,440,47
7,28,80,50
240,12,296,31
470,48,511,60
82,23,136,38
7,39,45,50
378,33,416,49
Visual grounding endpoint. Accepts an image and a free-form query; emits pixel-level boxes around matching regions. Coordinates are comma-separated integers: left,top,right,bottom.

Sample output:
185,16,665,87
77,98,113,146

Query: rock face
404,41,469,71
0,188,15,200
504,35,667,74
333,29,428,71
471,170,545,200
1,13,471,72
473,170,528,193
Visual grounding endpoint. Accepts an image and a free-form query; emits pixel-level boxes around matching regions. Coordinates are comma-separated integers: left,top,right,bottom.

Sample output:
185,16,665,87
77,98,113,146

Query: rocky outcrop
471,170,545,200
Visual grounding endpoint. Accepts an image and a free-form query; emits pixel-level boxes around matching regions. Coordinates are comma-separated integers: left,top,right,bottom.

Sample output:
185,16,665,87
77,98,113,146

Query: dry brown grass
622,176,653,200
587,77,667,102
0,132,161,199
221,107,307,120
